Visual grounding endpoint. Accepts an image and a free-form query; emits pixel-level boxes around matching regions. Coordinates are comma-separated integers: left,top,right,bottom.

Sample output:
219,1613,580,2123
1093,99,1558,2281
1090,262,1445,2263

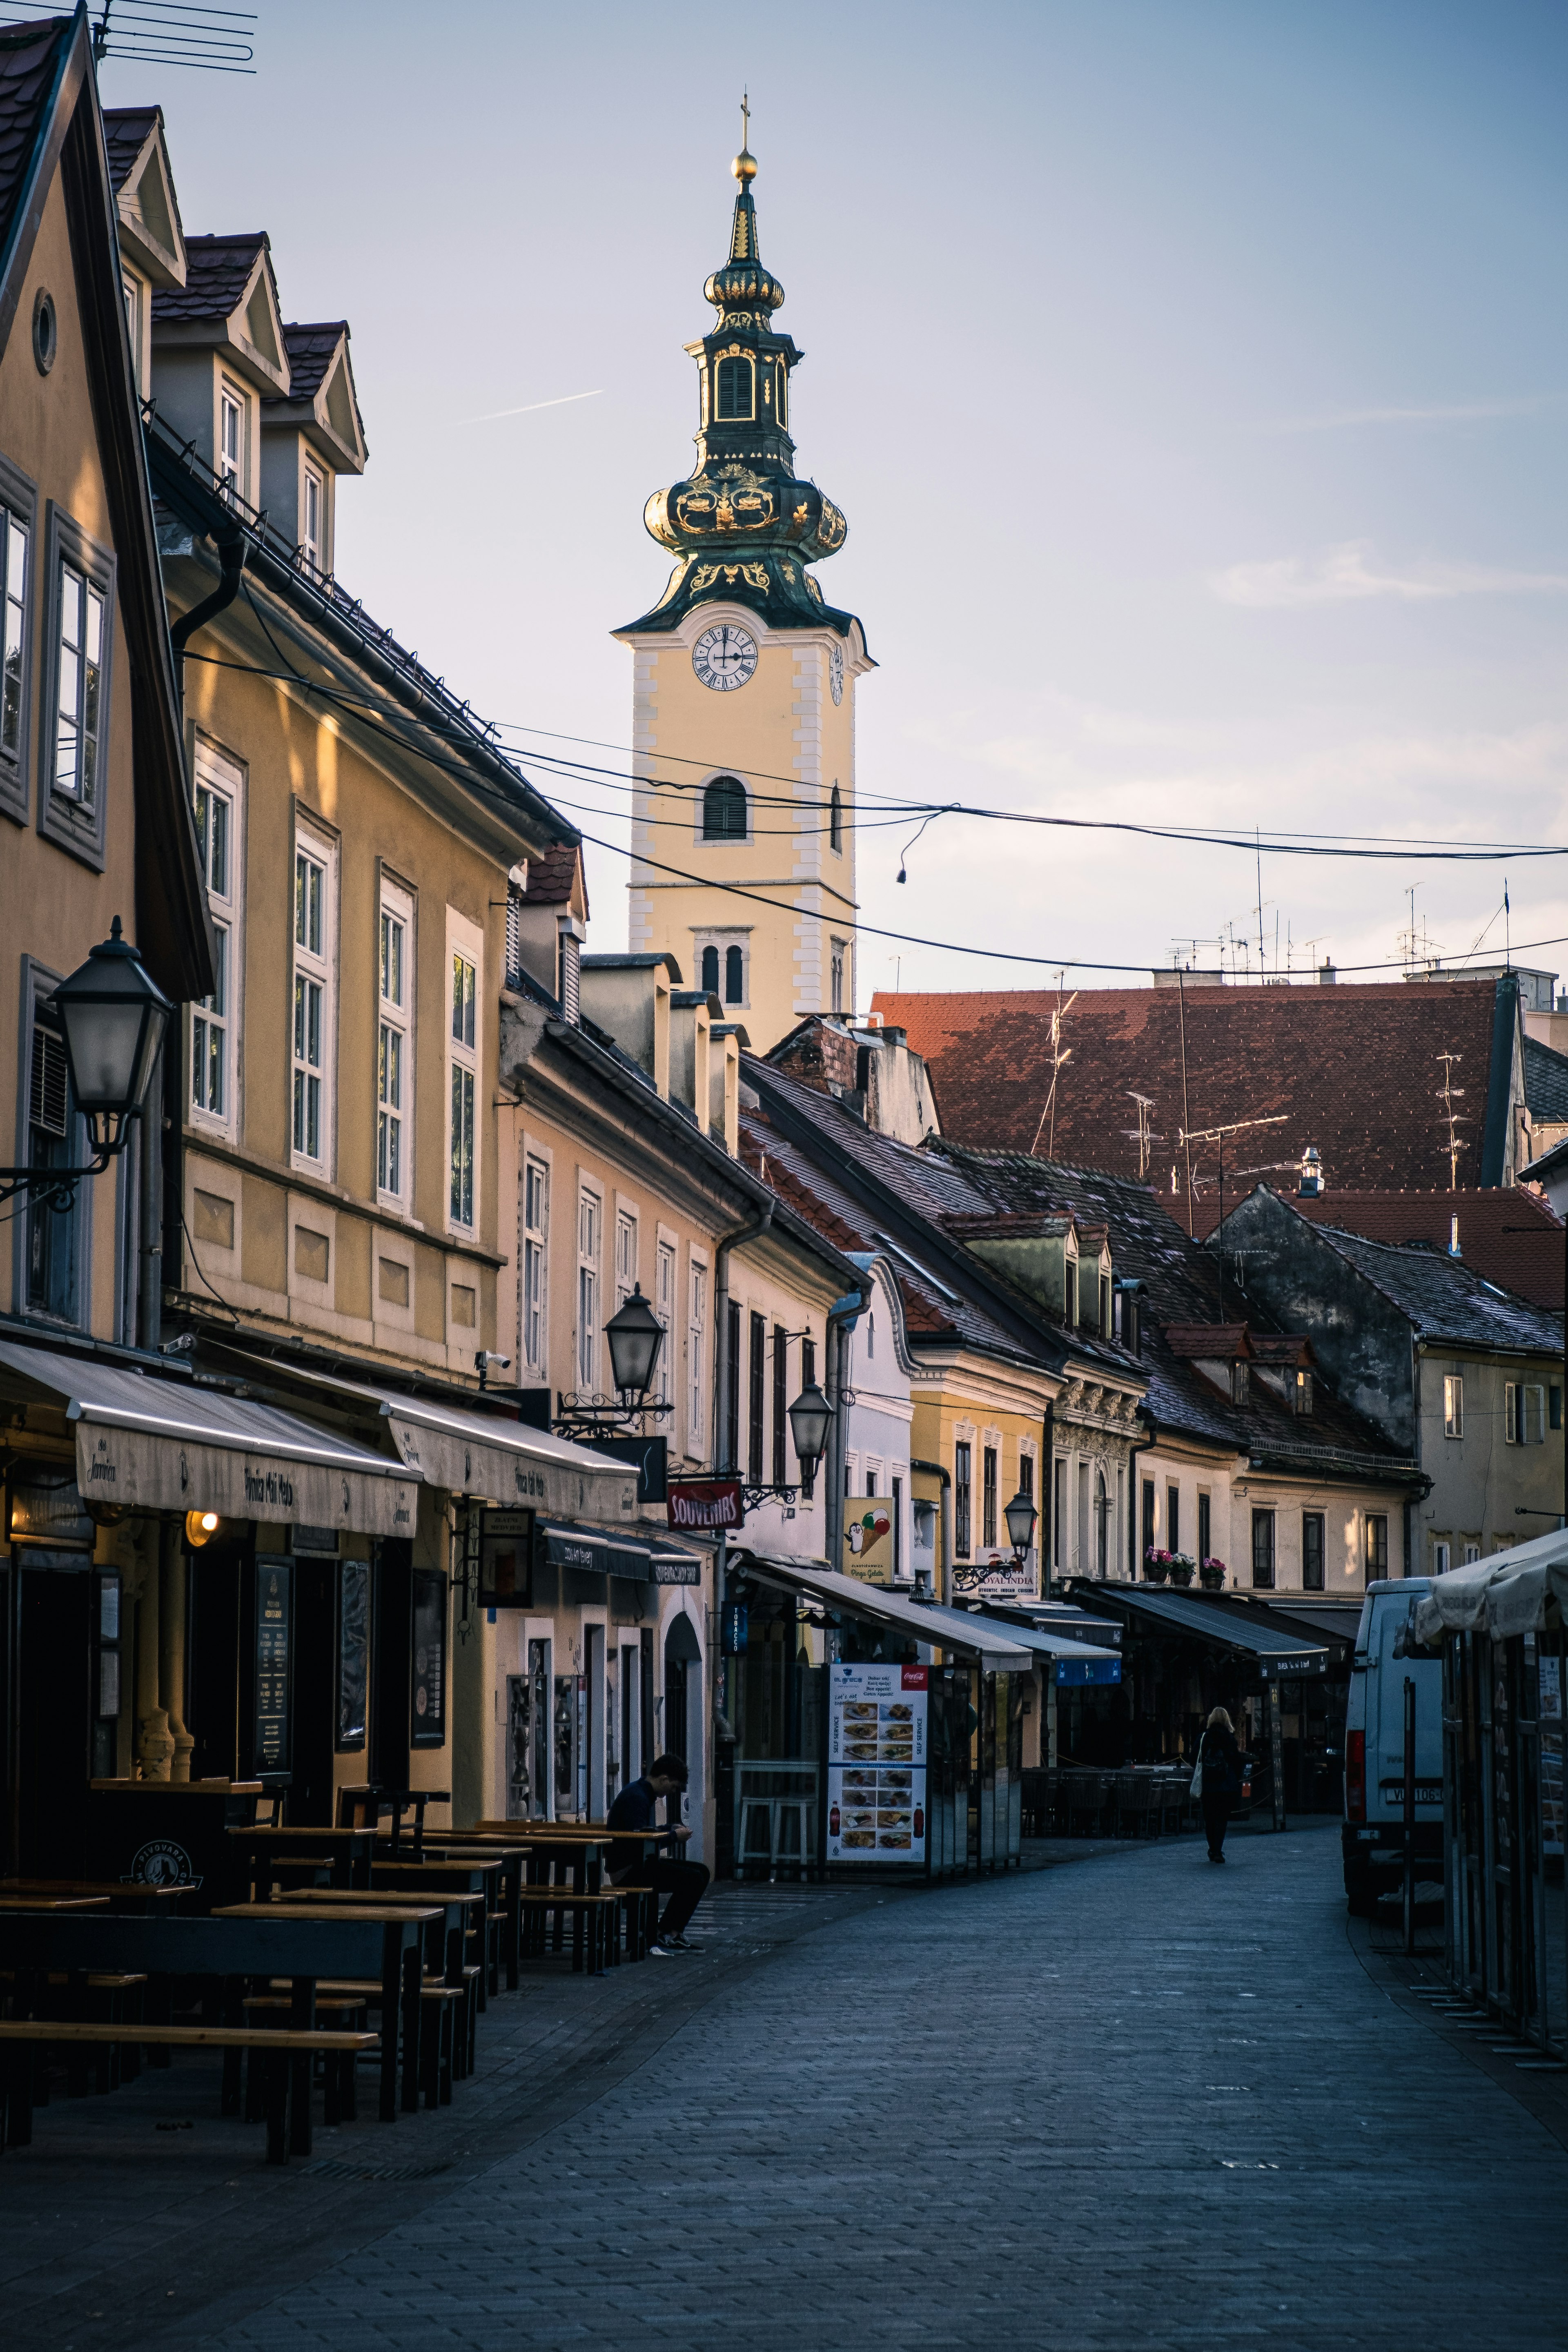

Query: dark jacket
605,1776,680,1880
1200,1724,1242,1803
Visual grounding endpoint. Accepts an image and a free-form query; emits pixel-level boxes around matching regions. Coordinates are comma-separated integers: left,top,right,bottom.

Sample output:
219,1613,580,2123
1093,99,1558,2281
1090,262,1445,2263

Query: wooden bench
0,2021,375,2164
242,1994,368,2123
516,1887,621,1975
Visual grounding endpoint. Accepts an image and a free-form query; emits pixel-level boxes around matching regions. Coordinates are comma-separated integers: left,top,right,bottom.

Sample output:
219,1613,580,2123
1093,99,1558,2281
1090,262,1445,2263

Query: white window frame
694,929,751,1012
614,1206,638,1314
376,876,414,1211
1443,1375,1463,1439
688,1251,708,1458
1433,1539,1452,1576
291,825,336,1177
190,740,244,1140
520,1149,550,1379
218,377,246,498
576,1184,602,1393
445,911,483,1235
121,272,143,396
655,1234,677,1403
301,458,326,574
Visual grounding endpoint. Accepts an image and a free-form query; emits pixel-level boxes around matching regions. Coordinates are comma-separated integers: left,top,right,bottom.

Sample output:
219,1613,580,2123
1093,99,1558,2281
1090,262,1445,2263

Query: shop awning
1084,1583,1329,1679
918,1601,1122,1685
648,1544,704,1587
992,1601,1124,1647
737,1554,1035,1672
1413,1530,1568,1644
265,1363,638,1524
0,1339,419,1537
537,1520,653,1581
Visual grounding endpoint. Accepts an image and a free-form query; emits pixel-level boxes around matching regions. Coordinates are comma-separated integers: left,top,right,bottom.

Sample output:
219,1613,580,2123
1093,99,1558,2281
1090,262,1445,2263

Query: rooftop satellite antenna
0,2,266,74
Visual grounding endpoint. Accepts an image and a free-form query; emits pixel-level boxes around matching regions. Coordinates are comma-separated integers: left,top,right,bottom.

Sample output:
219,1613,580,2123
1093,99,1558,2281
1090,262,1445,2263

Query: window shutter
30,1023,68,1137
505,886,522,988
1505,1382,1519,1444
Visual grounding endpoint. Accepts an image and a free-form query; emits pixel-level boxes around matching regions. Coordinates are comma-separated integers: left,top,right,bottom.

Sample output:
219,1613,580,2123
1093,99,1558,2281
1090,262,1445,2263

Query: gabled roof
1196,1184,1564,1312
1164,1324,1252,1360
153,229,288,391
1524,1034,1568,1124
521,840,587,917
102,101,183,286
0,13,210,1000
154,228,263,319
1269,1216,1562,1355
261,320,366,475
872,977,1517,1191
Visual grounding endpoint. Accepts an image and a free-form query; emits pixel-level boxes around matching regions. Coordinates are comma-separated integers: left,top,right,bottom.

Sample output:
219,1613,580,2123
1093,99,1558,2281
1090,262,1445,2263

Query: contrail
461,389,604,425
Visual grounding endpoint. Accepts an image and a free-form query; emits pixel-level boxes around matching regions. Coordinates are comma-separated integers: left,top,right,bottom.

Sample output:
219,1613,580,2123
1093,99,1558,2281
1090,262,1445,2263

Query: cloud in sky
1210,540,1568,609
1261,396,1557,433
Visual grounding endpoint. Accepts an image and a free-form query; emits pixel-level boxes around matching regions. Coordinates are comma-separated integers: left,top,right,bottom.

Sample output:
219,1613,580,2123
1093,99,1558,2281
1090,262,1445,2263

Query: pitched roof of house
924,1142,1415,1474
870,978,1512,1191
1192,1185,1564,1312
1524,1034,1568,1124
0,20,70,302
521,840,586,915
1271,1217,1563,1355
278,319,346,399
152,229,266,322
100,101,158,192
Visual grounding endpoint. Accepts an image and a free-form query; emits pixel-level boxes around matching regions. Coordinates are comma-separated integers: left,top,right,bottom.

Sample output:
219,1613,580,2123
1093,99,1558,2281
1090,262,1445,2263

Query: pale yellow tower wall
617,598,870,1053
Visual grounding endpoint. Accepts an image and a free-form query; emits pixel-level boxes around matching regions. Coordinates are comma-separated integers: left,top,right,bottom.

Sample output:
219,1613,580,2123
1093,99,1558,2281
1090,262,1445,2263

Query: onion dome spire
618,99,860,644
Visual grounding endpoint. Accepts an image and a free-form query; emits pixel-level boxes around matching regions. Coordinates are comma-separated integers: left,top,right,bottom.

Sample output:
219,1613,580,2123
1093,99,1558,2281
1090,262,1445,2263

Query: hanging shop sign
826,1663,928,1863
479,1508,535,1607
843,1504,893,1585
667,1478,743,1532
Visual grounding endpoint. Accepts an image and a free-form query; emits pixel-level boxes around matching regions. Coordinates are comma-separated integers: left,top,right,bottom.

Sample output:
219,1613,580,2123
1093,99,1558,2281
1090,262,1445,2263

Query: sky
93,0,1568,998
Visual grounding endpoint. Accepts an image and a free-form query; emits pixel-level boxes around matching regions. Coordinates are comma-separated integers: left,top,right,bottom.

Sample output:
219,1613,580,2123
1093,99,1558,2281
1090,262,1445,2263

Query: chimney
1449,1214,1461,1259
1298,1144,1323,1197
668,989,714,1128
1319,960,1336,984
579,953,677,1096
710,1022,747,1153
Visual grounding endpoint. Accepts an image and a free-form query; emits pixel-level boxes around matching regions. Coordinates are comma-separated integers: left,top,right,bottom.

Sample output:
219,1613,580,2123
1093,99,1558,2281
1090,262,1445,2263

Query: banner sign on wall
668,1479,743,1531
826,1663,928,1862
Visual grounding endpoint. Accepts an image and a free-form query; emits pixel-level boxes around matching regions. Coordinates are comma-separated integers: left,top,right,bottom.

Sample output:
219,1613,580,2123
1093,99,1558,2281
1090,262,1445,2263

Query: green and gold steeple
620,111,858,638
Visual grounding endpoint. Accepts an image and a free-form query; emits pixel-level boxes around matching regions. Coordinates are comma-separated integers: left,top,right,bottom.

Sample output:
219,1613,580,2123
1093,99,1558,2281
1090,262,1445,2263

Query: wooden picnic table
0,1909,425,2135
227,1826,379,1892
422,1844,529,1989
0,1879,187,1915
367,1861,505,2003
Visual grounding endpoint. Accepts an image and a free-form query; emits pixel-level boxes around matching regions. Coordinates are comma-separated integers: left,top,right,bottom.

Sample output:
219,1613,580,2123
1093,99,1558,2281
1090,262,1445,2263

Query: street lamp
1004,1487,1039,1563
604,1284,664,1403
0,919,169,1204
787,1379,831,1477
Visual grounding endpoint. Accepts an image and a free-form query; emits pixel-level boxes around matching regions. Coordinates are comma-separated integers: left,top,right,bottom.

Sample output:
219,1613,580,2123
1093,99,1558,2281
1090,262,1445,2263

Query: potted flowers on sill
1167,1552,1197,1588
1198,1555,1227,1591
1143,1547,1172,1584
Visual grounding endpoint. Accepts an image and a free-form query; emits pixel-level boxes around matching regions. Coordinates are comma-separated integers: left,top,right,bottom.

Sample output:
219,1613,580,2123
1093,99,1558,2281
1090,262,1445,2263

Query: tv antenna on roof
54,2,260,74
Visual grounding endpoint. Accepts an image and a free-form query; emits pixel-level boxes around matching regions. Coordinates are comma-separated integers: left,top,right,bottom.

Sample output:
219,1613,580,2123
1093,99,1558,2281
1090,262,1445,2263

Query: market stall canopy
738,1555,1034,1672
0,1340,418,1536
918,1602,1121,1685
268,1363,637,1523
1413,1530,1568,1644
1078,1583,1329,1679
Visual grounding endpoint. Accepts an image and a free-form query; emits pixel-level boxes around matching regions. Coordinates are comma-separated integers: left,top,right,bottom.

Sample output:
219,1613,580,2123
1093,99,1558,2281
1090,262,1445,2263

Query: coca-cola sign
667,1479,743,1531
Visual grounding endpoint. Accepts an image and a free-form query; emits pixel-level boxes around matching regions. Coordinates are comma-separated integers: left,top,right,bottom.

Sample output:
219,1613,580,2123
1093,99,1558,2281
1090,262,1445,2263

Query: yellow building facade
616,135,871,1052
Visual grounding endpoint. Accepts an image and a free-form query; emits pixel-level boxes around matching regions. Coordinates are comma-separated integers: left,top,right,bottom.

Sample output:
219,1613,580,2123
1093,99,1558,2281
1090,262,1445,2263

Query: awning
649,1544,704,1587
1414,1530,1568,1644
737,1553,1034,1672
264,1363,638,1524
0,1339,419,1537
917,1601,1121,1686
993,1602,1123,1647
537,1520,653,1581
1085,1583,1329,1678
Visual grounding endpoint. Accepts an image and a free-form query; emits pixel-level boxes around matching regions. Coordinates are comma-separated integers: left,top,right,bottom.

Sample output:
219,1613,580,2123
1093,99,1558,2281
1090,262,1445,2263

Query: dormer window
1231,1360,1250,1405
218,381,244,497
715,353,755,421
301,461,325,573
1293,1369,1313,1416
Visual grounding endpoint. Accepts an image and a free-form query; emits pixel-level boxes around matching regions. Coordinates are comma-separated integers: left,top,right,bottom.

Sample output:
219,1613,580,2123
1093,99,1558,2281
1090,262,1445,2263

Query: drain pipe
824,1285,868,1571
170,521,247,696
911,1457,951,1602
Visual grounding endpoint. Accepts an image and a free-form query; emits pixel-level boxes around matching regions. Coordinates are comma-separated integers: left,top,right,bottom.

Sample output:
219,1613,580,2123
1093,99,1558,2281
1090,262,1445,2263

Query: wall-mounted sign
9,1463,94,1547
650,1548,702,1586
410,1568,447,1747
843,1504,893,1585
590,1435,668,1505
252,1554,292,1772
479,1508,535,1607
668,1478,742,1532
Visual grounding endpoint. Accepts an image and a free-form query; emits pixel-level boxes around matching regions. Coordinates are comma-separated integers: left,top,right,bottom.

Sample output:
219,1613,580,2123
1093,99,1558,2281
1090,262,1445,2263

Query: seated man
606,1753,709,1955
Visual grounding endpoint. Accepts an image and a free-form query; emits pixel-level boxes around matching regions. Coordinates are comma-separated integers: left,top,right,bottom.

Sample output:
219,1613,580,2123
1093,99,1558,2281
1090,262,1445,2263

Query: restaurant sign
73,1424,417,1537
826,1664,928,1864
667,1478,743,1532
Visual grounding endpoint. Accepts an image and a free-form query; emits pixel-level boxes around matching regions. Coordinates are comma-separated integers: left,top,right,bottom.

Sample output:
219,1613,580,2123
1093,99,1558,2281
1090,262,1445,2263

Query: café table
227,1826,379,1893
422,1845,529,1991
0,1893,110,1910
367,1860,504,2002
0,1879,187,1915
213,1903,437,2119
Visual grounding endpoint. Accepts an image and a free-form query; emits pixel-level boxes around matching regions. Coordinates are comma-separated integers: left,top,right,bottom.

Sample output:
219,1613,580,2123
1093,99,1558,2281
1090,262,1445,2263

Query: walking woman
1197,1706,1242,1863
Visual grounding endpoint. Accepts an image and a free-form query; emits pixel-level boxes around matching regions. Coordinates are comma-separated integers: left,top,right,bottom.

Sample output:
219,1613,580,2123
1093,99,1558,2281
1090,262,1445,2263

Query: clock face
828,642,844,705
693,623,758,693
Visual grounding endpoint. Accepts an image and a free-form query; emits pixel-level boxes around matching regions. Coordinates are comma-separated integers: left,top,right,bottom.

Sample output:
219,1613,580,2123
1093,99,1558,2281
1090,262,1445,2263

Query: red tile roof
1203,1184,1564,1311
1163,1324,1253,1361
871,979,1506,1192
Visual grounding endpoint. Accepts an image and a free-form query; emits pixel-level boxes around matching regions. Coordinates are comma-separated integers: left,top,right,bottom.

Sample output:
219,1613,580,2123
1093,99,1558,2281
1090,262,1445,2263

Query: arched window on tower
829,784,843,854
702,775,748,840
715,354,755,421
776,363,788,427
701,944,719,996
725,945,744,1004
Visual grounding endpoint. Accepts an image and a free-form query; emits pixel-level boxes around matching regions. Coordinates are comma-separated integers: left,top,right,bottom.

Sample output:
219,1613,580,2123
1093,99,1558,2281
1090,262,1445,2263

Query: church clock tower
614,117,872,1053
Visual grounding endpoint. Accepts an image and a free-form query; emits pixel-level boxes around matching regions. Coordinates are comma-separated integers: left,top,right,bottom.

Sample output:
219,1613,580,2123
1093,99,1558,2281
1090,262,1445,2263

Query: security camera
474,1349,512,1390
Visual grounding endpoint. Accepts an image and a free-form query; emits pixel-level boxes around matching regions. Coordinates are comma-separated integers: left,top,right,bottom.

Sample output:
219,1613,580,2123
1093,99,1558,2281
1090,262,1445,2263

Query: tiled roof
0,20,66,276
278,320,346,400
1194,1185,1564,1312
153,230,264,323
1164,1325,1252,1360
101,103,157,193
1285,1220,1562,1354
1524,1035,1568,1124
522,841,585,913
926,1141,1410,1470
871,979,1508,1191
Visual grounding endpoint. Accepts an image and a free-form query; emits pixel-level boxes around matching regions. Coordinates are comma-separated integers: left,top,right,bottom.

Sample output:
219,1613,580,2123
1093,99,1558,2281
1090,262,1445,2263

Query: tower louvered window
715,354,754,421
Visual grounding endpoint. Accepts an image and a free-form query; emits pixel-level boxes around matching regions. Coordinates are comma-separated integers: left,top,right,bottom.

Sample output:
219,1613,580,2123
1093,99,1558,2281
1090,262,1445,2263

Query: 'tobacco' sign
667,1479,743,1531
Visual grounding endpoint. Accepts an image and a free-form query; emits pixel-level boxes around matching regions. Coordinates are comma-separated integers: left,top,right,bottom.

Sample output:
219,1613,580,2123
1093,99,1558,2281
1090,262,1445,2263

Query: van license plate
1379,1781,1442,1806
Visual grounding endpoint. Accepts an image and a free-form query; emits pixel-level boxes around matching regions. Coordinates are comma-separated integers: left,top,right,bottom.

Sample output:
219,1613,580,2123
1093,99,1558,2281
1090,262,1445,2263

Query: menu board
253,1555,292,1772
826,1663,927,1862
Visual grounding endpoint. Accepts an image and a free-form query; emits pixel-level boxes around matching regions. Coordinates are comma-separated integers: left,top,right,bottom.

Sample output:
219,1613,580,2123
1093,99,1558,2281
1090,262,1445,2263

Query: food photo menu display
826,1662,927,1862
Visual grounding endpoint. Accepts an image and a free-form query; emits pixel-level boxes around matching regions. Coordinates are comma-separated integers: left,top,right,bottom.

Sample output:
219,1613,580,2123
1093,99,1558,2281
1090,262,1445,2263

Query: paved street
7,1824,1568,2351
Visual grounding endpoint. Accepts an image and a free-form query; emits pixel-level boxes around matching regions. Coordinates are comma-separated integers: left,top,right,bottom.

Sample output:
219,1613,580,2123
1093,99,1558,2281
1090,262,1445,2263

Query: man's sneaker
648,1940,677,1958
664,1934,705,1952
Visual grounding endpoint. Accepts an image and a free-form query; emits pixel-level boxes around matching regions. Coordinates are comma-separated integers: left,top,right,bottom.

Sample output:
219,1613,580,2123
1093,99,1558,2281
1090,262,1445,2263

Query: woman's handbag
1189,1744,1205,1799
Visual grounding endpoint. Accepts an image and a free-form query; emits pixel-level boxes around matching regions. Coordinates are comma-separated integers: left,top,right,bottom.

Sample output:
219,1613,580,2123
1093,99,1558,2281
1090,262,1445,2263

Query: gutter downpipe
169,521,247,697
911,1457,952,1603
825,1286,868,1574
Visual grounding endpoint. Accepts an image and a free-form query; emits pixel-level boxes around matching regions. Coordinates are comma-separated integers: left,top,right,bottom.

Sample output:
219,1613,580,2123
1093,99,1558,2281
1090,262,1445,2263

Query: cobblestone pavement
7,1822,1568,2350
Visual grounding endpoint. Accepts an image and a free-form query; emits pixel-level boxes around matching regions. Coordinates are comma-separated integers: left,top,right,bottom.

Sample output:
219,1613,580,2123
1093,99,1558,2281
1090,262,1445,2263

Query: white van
1343,1577,1444,1914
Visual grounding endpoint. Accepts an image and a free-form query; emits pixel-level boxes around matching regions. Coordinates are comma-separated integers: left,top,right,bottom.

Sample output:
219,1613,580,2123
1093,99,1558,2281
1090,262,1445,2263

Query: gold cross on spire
741,89,750,145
